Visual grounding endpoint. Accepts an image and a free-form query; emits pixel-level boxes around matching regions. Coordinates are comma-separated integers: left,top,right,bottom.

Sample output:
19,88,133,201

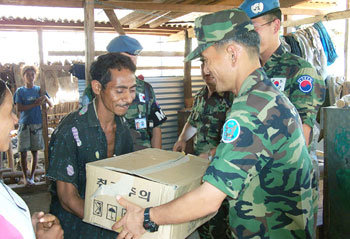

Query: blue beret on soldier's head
106,35,143,55
239,0,280,19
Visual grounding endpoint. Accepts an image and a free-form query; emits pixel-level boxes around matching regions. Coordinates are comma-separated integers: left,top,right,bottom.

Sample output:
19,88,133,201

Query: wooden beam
103,9,125,35
283,9,350,28
96,1,236,12
84,0,95,84
37,28,50,178
345,2,350,82
183,29,192,108
149,11,184,28
129,11,162,29
0,0,83,8
0,0,325,16
48,50,185,57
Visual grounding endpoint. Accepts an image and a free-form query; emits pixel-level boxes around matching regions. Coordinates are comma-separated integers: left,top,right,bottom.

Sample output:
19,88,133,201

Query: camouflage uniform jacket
264,44,326,129
203,68,317,239
124,77,167,148
47,102,133,239
188,86,233,155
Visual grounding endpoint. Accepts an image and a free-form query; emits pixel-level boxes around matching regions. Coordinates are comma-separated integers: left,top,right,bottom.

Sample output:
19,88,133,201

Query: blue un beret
240,0,280,19
106,35,143,55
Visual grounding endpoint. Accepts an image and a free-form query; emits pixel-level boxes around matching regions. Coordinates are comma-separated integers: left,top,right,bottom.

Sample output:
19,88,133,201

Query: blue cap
106,35,143,55
239,0,280,19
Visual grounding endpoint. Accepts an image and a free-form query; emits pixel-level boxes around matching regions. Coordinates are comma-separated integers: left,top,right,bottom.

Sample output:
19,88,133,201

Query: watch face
143,207,159,232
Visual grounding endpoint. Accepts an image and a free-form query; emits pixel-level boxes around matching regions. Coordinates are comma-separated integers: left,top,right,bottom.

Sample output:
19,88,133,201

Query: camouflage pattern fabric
185,9,254,61
124,77,166,148
188,86,233,156
264,44,326,130
203,68,317,239
264,45,323,217
47,102,133,239
197,199,231,239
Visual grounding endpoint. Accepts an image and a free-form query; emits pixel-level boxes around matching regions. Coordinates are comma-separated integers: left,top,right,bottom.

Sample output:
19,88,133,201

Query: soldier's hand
113,195,146,239
173,140,186,152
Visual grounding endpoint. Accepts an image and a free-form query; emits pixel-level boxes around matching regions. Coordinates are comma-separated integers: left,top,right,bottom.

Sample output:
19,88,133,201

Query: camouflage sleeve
203,111,270,200
148,84,167,127
289,66,325,128
47,125,79,188
188,88,206,127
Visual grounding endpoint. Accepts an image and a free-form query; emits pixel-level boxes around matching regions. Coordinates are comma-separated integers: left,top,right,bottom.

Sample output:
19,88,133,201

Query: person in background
240,0,325,233
47,53,135,239
14,65,53,186
112,9,316,239
173,63,233,239
173,63,233,159
0,79,63,239
107,35,167,150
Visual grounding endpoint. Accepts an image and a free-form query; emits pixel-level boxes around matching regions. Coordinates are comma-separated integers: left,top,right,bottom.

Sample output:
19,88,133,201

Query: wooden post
37,28,50,176
183,30,192,109
283,14,288,35
104,9,125,35
345,1,350,82
84,0,95,84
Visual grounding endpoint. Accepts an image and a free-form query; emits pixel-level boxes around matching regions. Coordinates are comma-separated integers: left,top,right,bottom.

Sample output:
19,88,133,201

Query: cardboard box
83,148,212,239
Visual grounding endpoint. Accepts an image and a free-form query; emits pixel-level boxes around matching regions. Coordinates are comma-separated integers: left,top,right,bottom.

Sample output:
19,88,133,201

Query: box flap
88,149,210,185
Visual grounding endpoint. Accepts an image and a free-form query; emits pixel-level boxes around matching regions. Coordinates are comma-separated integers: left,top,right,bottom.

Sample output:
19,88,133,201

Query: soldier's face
200,63,216,89
99,68,136,116
201,45,233,93
251,16,277,55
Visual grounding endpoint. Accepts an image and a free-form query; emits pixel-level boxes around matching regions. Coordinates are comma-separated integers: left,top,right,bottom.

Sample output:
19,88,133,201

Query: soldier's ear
91,80,102,95
226,43,240,65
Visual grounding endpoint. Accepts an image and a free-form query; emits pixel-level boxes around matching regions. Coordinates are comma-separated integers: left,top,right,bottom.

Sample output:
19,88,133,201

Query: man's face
201,45,232,93
0,88,18,152
100,68,136,116
24,70,36,85
251,16,277,54
200,62,216,90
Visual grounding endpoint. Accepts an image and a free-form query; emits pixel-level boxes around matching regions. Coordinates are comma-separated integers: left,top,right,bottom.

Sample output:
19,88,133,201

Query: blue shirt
14,86,47,124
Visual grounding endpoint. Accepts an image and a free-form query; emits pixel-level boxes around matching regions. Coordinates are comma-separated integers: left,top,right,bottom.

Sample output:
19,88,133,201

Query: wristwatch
143,207,159,232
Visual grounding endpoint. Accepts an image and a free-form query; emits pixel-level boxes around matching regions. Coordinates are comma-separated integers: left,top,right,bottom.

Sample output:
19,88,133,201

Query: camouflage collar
237,68,266,97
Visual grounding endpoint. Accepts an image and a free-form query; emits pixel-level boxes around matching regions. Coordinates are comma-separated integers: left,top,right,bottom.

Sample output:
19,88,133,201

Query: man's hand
173,139,186,152
32,212,64,239
112,196,146,239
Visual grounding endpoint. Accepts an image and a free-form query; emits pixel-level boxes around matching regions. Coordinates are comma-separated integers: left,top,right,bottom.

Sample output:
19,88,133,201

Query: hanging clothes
313,21,338,66
282,35,302,57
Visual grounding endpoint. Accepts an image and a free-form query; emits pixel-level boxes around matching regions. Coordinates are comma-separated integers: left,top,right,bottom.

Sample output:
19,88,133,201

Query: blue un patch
297,75,314,93
222,119,240,143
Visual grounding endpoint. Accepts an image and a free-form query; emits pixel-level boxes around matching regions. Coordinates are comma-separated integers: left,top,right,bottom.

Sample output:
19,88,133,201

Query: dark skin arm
56,180,84,219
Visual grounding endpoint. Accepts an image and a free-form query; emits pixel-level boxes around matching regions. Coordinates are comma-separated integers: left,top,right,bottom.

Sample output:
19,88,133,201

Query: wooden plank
346,0,350,83
48,50,185,57
0,0,326,16
149,11,185,28
183,29,192,108
0,0,83,8
129,11,164,28
103,9,125,35
37,28,50,178
283,9,350,28
84,0,95,84
10,181,48,194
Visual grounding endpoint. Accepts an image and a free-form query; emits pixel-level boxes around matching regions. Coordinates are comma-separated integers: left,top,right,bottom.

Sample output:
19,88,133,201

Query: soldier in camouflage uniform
107,36,167,150
240,1,324,232
173,63,233,157
112,9,317,239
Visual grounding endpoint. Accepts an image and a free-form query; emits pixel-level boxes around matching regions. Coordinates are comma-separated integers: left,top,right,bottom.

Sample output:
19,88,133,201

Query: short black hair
0,79,8,106
214,29,260,57
89,53,136,89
